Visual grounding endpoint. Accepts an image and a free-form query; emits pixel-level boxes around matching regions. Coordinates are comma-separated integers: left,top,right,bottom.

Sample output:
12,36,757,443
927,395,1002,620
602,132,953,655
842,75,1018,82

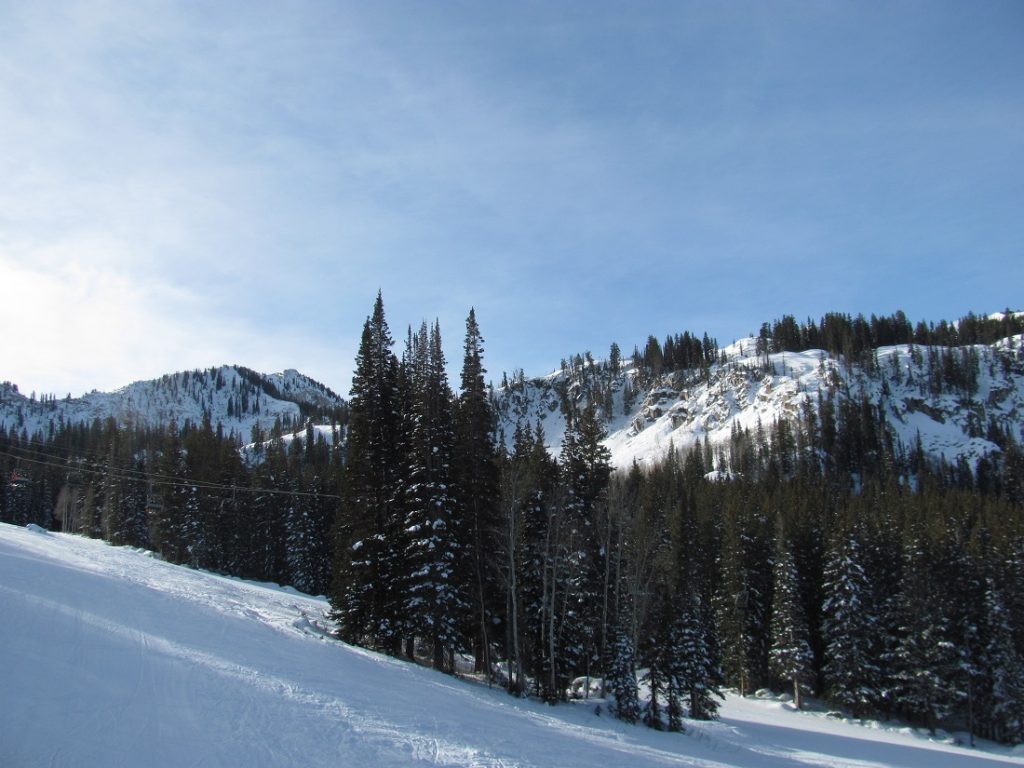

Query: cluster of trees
3,298,1023,742
635,330,720,382
329,294,721,728
330,296,503,675
0,415,343,596
668,378,1024,743
757,310,1023,363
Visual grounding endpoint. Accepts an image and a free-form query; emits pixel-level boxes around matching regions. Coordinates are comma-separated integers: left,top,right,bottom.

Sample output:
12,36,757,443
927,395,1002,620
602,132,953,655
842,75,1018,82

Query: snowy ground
3,522,1022,768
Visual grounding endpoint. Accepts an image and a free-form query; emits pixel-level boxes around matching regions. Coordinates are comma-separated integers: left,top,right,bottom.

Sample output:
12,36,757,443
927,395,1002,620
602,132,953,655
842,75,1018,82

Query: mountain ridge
4,310,1023,474
492,328,1024,474
0,364,347,442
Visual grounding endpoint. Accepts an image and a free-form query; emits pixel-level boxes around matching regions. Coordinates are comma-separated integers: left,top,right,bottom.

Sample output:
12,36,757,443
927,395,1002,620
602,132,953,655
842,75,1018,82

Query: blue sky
2,0,1022,397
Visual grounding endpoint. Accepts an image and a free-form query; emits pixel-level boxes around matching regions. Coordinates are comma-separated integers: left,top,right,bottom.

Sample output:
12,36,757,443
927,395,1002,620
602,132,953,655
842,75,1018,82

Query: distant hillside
0,365,347,442
494,314,1024,473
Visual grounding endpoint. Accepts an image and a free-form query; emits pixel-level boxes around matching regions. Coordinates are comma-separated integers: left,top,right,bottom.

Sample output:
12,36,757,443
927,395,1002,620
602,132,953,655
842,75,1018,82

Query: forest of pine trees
2,298,1023,741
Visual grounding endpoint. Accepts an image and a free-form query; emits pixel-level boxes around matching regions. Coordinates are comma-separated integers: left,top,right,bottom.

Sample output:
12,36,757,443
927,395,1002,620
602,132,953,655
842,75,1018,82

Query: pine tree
715,489,771,696
606,628,640,723
891,532,970,733
669,466,722,722
152,422,188,562
331,292,405,652
402,320,466,671
453,308,501,674
3,468,32,527
80,483,100,538
982,580,1024,743
769,537,814,708
559,403,611,683
671,587,722,721
508,421,563,701
821,530,882,716
101,430,125,544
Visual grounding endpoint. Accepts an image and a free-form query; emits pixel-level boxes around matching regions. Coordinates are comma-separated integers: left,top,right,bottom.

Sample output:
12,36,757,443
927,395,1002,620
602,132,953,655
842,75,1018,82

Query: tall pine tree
402,320,465,671
331,292,405,653
453,308,501,674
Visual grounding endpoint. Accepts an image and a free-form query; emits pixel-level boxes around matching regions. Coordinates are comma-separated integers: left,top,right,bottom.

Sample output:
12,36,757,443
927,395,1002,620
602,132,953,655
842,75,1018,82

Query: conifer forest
3,296,1024,744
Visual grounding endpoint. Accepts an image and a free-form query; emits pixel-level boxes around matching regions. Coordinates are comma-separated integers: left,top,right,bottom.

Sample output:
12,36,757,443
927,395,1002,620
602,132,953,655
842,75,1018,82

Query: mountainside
0,365,347,442
494,332,1024,473
4,521,1020,768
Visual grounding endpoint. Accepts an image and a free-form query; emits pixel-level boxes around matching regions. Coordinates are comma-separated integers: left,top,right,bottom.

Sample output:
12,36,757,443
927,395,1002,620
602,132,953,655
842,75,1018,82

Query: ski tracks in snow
0,582,514,767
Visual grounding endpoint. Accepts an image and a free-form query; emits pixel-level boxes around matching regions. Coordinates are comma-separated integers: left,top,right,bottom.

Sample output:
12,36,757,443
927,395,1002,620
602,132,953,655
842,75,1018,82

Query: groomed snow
2,522,1022,767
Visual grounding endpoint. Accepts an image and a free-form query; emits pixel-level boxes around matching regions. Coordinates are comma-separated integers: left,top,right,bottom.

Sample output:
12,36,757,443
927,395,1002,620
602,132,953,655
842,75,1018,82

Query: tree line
755,309,1023,364
1,414,343,597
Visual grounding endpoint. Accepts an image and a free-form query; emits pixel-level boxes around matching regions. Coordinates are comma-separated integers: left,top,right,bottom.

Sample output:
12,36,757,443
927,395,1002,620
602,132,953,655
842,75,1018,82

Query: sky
2,0,1022,398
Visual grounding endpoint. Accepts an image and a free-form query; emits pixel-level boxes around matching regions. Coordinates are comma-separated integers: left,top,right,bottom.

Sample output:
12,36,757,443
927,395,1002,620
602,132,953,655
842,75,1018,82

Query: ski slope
2,522,1021,768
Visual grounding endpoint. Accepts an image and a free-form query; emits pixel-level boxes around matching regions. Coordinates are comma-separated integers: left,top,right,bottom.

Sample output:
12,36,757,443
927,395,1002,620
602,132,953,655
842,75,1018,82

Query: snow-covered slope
0,365,346,440
494,335,1024,470
3,521,1020,767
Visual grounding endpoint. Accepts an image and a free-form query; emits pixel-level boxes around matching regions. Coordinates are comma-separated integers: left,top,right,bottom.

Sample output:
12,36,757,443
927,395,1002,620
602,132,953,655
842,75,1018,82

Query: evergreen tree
3,469,32,527
402,320,466,671
559,403,611,683
822,530,882,716
453,308,501,674
606,627,641,723
982,580,1024,743
769,536,814,708
507,421,563,701
669,461,722,722
80,482,100,538
152,422,188,562
891,532,969,733
667,588,722,723
331,292,404,652
715,489,771,696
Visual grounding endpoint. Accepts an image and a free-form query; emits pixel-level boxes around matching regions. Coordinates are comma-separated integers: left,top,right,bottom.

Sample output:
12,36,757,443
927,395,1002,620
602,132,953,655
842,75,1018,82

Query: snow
3,522,1022,767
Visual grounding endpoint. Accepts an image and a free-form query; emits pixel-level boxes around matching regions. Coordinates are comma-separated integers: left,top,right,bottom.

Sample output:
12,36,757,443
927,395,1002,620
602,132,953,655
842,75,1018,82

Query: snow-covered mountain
494,333,1024,471
4,521,1020,767
0,365,346,441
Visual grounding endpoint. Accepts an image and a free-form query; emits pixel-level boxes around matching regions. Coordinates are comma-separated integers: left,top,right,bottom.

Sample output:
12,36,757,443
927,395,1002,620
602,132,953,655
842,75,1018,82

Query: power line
0,449,342,501
3,424,341,471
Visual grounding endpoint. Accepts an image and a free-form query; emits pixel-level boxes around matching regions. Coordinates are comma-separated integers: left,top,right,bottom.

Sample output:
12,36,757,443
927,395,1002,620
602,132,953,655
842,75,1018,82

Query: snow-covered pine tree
982,579,1024,743
453,308,501,674
669,463,722,723
100,430,125,544
2,467,32,527
286,478,316,594
559,403,611,683
715,492,771,697
512,421,564,702
605,628,640,724
152,421,189,562
821,530,882,716
182,417,224,571
769,535,814,708
330,292,405,653
890,532,969,733
401,320,466,671
670,587,722,721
